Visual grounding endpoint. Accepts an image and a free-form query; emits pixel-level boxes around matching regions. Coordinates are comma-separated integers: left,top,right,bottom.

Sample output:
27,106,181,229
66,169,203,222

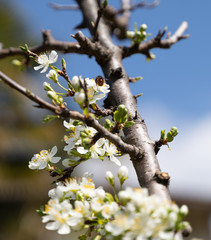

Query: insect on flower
95,76,105,86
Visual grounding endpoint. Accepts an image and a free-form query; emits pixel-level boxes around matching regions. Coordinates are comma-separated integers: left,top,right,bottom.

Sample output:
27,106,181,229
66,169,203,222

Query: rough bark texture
76,0,170,200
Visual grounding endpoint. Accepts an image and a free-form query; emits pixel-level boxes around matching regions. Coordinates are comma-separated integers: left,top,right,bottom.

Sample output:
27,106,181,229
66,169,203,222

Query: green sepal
36,205,45,217
43,114,60,123
105,192,114,202
80,131,88,138
64,159,80,167
79,234,87,240
124,121,135,128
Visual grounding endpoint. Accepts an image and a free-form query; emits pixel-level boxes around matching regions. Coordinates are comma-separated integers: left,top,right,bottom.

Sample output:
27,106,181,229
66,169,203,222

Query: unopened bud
43,82,53,91
47,91,57,99
170,126,179,137
105,171,115,187
74,91,85,105
140,24,147,31
46,69,58,83
118,166,128,185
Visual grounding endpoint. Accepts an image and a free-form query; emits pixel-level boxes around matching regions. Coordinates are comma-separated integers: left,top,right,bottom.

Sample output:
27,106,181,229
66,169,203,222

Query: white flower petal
40,64,49,73
50,157,61,163
58,224,71,235
110,155,121,166
77,147,88,154
49,50,58,63
45,221,60,230
34,65,43,71
50,146,57,156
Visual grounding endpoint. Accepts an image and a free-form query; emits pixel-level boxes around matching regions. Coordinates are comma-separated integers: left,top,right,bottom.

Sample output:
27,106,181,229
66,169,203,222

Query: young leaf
124,121,135,128
43,114,59,123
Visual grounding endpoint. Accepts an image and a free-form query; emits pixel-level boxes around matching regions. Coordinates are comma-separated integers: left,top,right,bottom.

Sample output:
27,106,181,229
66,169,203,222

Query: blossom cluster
72,75,110,105
63,118,121,167
41,172,119,235
29,50,189,240
106,187,189,240
126,23,151,44
36,168,189,239
33,50,110,106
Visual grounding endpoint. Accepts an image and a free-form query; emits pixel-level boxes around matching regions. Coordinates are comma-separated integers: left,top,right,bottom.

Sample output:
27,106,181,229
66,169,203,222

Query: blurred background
0,0,211,239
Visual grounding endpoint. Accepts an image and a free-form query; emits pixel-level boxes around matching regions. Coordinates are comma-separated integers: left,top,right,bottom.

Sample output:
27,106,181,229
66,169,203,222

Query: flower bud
180,205,189,216
117,104,128,115
12,59,22,67
72,76,81,91
46,69,58,83
118,166,128,185
61,58,66,69
43,82,53,91
56,95,63,105
47,91,57,100
170,126,179,137
105,171,115,187
74,91,85,105
95,188,105,200
126,31,135,39
118,190,130,202
140,24,147,31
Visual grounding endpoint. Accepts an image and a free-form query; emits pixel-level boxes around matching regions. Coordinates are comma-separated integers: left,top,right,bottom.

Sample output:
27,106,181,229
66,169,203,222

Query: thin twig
123,21,190,58
0,71,140,156
49,3,79,10
117,0,159,14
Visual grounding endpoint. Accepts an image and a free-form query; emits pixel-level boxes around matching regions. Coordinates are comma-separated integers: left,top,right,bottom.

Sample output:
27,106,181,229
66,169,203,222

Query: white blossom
28,146,60,170
104,139,121,166
34,50,58,73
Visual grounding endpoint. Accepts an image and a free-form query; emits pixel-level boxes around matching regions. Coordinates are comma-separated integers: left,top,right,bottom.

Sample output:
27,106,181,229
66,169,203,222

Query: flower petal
34,65,43,71
49,50,58,63
57,224,71,235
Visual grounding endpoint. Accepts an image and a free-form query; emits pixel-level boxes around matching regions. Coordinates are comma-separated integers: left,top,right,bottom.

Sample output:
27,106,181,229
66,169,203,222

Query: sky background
4,0,211,200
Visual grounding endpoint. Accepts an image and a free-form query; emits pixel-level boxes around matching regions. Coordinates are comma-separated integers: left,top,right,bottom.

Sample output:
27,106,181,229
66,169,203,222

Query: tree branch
122,21,190,58
49,3,79,10
76,0,176,200
0,30,93,60
0,70,140,157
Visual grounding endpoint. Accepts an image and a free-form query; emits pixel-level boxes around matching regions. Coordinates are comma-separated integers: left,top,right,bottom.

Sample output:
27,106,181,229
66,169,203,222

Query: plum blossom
28,146,60,170
34,50,58,73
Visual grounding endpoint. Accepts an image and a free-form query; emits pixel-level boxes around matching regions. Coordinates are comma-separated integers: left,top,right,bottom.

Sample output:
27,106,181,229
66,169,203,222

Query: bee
95,75,105,86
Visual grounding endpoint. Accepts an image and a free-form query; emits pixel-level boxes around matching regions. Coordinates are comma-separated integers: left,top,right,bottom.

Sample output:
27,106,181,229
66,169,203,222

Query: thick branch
76,0,176,200
123,21,189,58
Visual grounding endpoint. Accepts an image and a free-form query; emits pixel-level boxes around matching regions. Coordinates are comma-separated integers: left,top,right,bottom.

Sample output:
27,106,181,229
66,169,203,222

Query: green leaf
105,118,112,129
79,234,87,240
124,121,135,128
36,206,45,216
83,107,89,116
43,114,60,123
19,44,29,53
102,0,108,8
166,131,174,142
160,129,166,140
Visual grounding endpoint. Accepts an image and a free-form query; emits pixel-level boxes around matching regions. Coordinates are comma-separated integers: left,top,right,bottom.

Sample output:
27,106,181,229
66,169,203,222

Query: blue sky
5,0,211,199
